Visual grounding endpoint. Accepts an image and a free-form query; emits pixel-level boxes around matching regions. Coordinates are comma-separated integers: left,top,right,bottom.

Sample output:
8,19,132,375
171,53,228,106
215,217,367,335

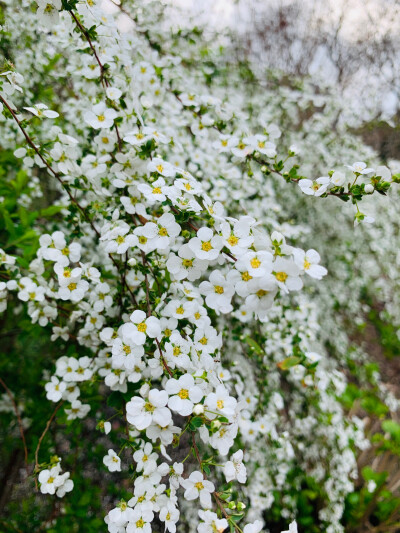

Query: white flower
292,248,327,280
281,521,298,533
126,389,171,430
159,505,180,533
164,332,192,370
106,86,122,100
45,376,66,402
205,385,237,420
330,170,346,187
23,103,59,118
56,471,74,497
58,277,89,302
231,138,252,158
188,227,223,261
126,507,154,533
298,177,330,196
36,0,61,25
273,257,303,292
101,224,137,254
181,471,215,508
65,400,90,420
138,177,168,203
133,442,158,473
198,510,228,533
376,165,391,180
236,250,273,278
84,102,118,129
147,157,176,177
346,161,374,175
223,450,247,483
166,374,203,416
199,271,234,314
38,465,63,495
103,449,121,472
243,134,276,157
120,310,161,346
220,218,254,255
166,244,208,282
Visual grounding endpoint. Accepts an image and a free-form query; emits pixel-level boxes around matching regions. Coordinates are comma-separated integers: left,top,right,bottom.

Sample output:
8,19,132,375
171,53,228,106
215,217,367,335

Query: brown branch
0,94,102,238
0,377,29,475
34,401,64,480
191,432,238,529
69,11,122,151
155,337,173,377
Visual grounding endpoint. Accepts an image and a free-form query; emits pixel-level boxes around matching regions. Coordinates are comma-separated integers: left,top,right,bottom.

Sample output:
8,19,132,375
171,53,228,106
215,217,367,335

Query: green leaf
382,420,400,442
38,204,65,218
244,336,263,354
277,356,301,370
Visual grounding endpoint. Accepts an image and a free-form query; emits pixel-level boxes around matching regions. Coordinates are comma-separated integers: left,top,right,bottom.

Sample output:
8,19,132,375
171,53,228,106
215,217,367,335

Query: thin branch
0,377,29,475
69,11,123,150
34,401,64,479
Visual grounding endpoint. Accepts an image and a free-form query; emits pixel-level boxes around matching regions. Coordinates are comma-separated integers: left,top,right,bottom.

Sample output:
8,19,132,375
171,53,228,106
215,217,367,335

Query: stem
69,11,123,151
34,401,64,483
0,377,29,475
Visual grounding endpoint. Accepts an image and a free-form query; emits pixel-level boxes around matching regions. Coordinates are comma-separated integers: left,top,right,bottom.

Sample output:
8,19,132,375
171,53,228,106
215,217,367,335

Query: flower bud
128,258,137,267
365,184,374,194
193,404,204,415
140,383,150,398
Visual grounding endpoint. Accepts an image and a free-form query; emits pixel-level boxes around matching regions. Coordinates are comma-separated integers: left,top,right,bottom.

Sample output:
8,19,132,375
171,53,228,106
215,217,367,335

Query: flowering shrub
1,1,400,532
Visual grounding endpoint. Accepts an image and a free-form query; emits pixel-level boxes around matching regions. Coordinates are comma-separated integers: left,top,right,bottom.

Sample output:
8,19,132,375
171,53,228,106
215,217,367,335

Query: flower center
144,402,155,412
275,271,288,282
97,114,105,122
242,271,252,281
217,399,224,409
214,285,224,294
201,241,212,252
227,235,238,246
178,389,189,399
195,481,204,490
250,257,261,269
256,289,268,297
182,258,193,268
137,322,147,333
68,282,77,291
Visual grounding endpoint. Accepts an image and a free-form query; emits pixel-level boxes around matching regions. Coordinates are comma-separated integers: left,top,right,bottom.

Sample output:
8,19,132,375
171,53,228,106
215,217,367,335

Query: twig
34,401,64,482
191,432,238,529
69,11,122,151
0,377,29,475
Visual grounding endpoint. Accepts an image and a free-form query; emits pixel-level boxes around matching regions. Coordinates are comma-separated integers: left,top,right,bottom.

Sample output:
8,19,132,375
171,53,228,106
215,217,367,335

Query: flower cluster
0,0,399,532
